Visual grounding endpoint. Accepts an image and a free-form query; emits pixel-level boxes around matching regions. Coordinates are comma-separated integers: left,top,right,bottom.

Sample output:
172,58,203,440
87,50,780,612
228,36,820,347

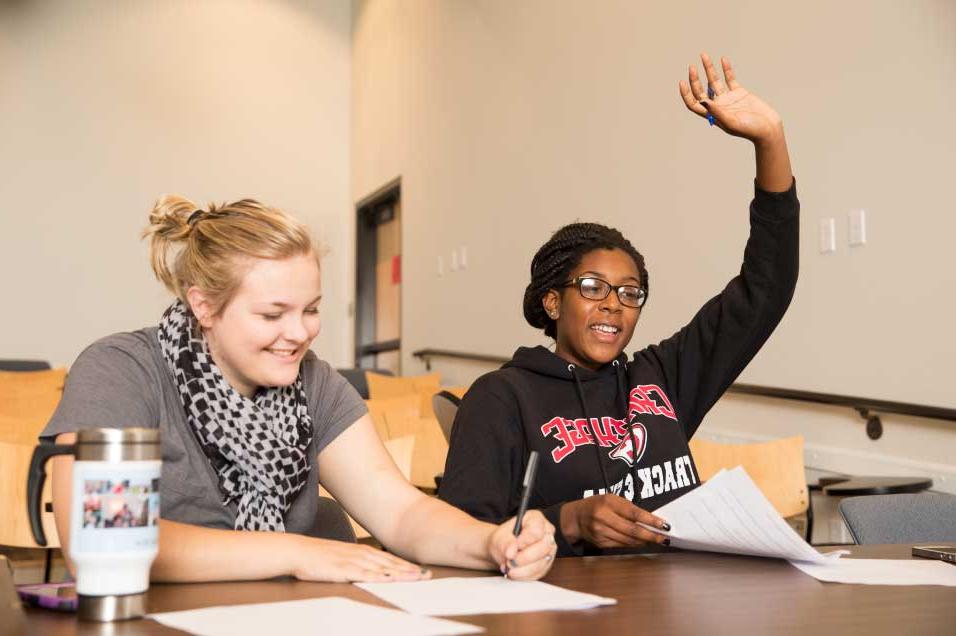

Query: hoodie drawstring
568,364,612,494
613,359,640,501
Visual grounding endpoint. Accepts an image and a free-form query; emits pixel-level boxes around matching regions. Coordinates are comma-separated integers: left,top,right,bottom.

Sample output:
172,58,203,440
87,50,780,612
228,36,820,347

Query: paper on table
648,466,837,564
790,557,956,586
357,576,616,616
148,596,483,636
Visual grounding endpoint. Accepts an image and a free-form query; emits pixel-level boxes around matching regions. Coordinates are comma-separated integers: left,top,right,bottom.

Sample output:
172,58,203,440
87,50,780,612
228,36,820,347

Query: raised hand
679,53,783,144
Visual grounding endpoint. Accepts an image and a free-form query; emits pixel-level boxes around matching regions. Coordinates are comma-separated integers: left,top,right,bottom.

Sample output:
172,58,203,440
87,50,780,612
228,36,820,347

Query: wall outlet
451,249,459,271
437,255,444,277
459,245,468,269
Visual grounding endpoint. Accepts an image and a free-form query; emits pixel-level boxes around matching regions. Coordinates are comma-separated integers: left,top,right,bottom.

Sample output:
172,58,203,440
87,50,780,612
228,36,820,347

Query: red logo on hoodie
628,385,677,421
608,422,648,467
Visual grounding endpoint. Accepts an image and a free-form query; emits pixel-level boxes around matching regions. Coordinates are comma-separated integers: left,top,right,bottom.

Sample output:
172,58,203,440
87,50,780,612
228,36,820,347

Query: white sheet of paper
648,466,835,564
790,558,956,586
357,576,616,616
148,596,483,636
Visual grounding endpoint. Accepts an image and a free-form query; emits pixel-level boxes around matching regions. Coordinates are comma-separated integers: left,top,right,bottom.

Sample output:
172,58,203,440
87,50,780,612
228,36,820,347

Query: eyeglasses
561,276,647,308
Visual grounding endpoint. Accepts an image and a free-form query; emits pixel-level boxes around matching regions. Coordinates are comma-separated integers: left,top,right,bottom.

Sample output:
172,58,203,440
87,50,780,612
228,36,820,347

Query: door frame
354,177,401,368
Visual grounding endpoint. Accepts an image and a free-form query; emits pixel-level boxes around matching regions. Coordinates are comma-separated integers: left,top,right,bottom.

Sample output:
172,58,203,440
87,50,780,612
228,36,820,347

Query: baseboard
697,428,956,495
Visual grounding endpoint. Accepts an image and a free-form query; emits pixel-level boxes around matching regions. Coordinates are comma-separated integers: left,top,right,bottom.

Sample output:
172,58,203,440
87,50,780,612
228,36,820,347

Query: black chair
0,360,51,372
432,390,461,443
840,492,956,544
305,497,357,543
336,368,393,399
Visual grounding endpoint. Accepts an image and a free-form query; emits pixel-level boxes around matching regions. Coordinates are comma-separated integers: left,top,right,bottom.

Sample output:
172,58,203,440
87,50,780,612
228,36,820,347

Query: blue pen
706,86,716,126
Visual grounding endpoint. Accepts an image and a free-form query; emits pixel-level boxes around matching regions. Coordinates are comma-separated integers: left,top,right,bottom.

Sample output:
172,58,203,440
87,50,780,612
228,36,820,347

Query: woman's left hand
679,53,783,144
487,510,557,581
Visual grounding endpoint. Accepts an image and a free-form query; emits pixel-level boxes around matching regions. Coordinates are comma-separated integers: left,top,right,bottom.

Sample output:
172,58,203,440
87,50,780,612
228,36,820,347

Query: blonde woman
43,197,556,583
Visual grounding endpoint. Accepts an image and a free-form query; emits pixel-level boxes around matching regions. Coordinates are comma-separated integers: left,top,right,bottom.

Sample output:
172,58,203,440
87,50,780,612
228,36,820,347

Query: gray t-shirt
41,327,367,535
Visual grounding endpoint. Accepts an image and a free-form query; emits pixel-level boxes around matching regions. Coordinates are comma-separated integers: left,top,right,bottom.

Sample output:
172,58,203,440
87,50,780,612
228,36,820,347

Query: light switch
451,249,459,271
849,209,866,246
460,246,468,269
819,218,836,254
437,255,444,277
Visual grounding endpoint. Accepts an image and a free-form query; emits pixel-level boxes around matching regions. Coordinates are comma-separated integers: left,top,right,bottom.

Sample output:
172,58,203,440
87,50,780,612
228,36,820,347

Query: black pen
512,450,540,536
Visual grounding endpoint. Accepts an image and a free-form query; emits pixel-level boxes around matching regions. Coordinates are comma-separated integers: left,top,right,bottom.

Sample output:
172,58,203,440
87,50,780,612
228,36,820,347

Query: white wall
352,1,956,491
0,0,354,367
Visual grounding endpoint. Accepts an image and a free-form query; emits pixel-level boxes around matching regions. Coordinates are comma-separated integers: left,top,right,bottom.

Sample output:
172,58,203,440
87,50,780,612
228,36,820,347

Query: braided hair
523,222,648,339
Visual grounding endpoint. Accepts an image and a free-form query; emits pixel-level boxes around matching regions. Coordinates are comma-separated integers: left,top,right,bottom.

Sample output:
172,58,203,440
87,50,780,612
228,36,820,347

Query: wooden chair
689,435,811,540
319,435,415,540
382,413,448,491
0,368,66,581
365,394,421,441
0,368,67,432
366,372,441,417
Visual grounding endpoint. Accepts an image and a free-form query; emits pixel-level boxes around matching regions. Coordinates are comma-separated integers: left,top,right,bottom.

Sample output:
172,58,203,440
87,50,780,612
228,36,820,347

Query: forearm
388,495,497,571
151,518,303,582
754,124,792,192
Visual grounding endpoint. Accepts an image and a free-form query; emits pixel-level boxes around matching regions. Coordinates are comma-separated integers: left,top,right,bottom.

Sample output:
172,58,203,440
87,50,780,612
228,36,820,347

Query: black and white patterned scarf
157,301,313,532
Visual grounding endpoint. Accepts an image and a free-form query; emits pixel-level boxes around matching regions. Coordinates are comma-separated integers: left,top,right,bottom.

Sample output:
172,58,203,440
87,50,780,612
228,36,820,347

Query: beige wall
352,1,956,491
0,0,354,367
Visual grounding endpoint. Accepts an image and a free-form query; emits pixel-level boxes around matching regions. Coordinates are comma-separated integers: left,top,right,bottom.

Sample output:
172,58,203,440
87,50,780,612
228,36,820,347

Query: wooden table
19,545,956,635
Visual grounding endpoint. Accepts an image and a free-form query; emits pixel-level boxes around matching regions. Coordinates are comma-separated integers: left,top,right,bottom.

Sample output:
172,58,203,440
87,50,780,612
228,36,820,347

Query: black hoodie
438,181,799,556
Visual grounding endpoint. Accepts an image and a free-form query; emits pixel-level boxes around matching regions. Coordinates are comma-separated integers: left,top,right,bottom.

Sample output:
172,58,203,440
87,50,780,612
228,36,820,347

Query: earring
549,311,558,319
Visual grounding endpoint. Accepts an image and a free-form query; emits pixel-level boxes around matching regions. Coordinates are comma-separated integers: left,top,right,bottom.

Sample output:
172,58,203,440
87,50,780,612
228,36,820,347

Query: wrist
484,524,499,566
559,501,581,543
282,533,313,578
753,120,786,149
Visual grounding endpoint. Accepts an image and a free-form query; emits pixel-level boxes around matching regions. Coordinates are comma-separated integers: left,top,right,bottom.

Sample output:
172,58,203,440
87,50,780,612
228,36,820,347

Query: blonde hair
142,195,316,314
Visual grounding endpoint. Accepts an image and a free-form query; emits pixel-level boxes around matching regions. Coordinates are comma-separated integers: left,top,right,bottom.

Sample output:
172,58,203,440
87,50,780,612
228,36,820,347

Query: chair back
382,413,447,490
318,435,415,541
365,394,421,441
432,390,462,442
0,368,66,548
0,360,51,372
839,493,956,544
0,368,67,433
689,435,808,518
336,367,393,399
307,497,357,543
366,372,441,416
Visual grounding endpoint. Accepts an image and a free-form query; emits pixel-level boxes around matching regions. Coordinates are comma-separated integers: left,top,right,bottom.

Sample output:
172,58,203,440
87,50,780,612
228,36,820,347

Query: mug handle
28,442,75,546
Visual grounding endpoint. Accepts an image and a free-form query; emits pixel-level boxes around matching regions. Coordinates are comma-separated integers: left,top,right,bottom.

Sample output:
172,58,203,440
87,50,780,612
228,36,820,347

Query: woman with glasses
439,53,798,557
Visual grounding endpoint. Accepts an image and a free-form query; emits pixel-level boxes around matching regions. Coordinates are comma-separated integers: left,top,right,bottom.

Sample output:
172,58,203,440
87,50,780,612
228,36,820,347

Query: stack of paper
651,467,837,563
646,466,956,586
358,577,616,616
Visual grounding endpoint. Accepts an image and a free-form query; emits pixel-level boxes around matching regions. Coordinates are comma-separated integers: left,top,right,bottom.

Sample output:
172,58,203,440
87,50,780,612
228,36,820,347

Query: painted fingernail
420,567,428,575
661,522,672,531
509,559,518,568
545,554,553,562
500,564,506,574
663,538,671,547
699,100,708,108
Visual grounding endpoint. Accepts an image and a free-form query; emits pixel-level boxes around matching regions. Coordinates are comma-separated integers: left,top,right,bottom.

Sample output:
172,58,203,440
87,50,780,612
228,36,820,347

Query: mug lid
76,428,160,445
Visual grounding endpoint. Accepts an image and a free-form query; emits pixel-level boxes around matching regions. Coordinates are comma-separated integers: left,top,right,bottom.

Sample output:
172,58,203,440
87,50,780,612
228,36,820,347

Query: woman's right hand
560,495,670,549
290,536,432,583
